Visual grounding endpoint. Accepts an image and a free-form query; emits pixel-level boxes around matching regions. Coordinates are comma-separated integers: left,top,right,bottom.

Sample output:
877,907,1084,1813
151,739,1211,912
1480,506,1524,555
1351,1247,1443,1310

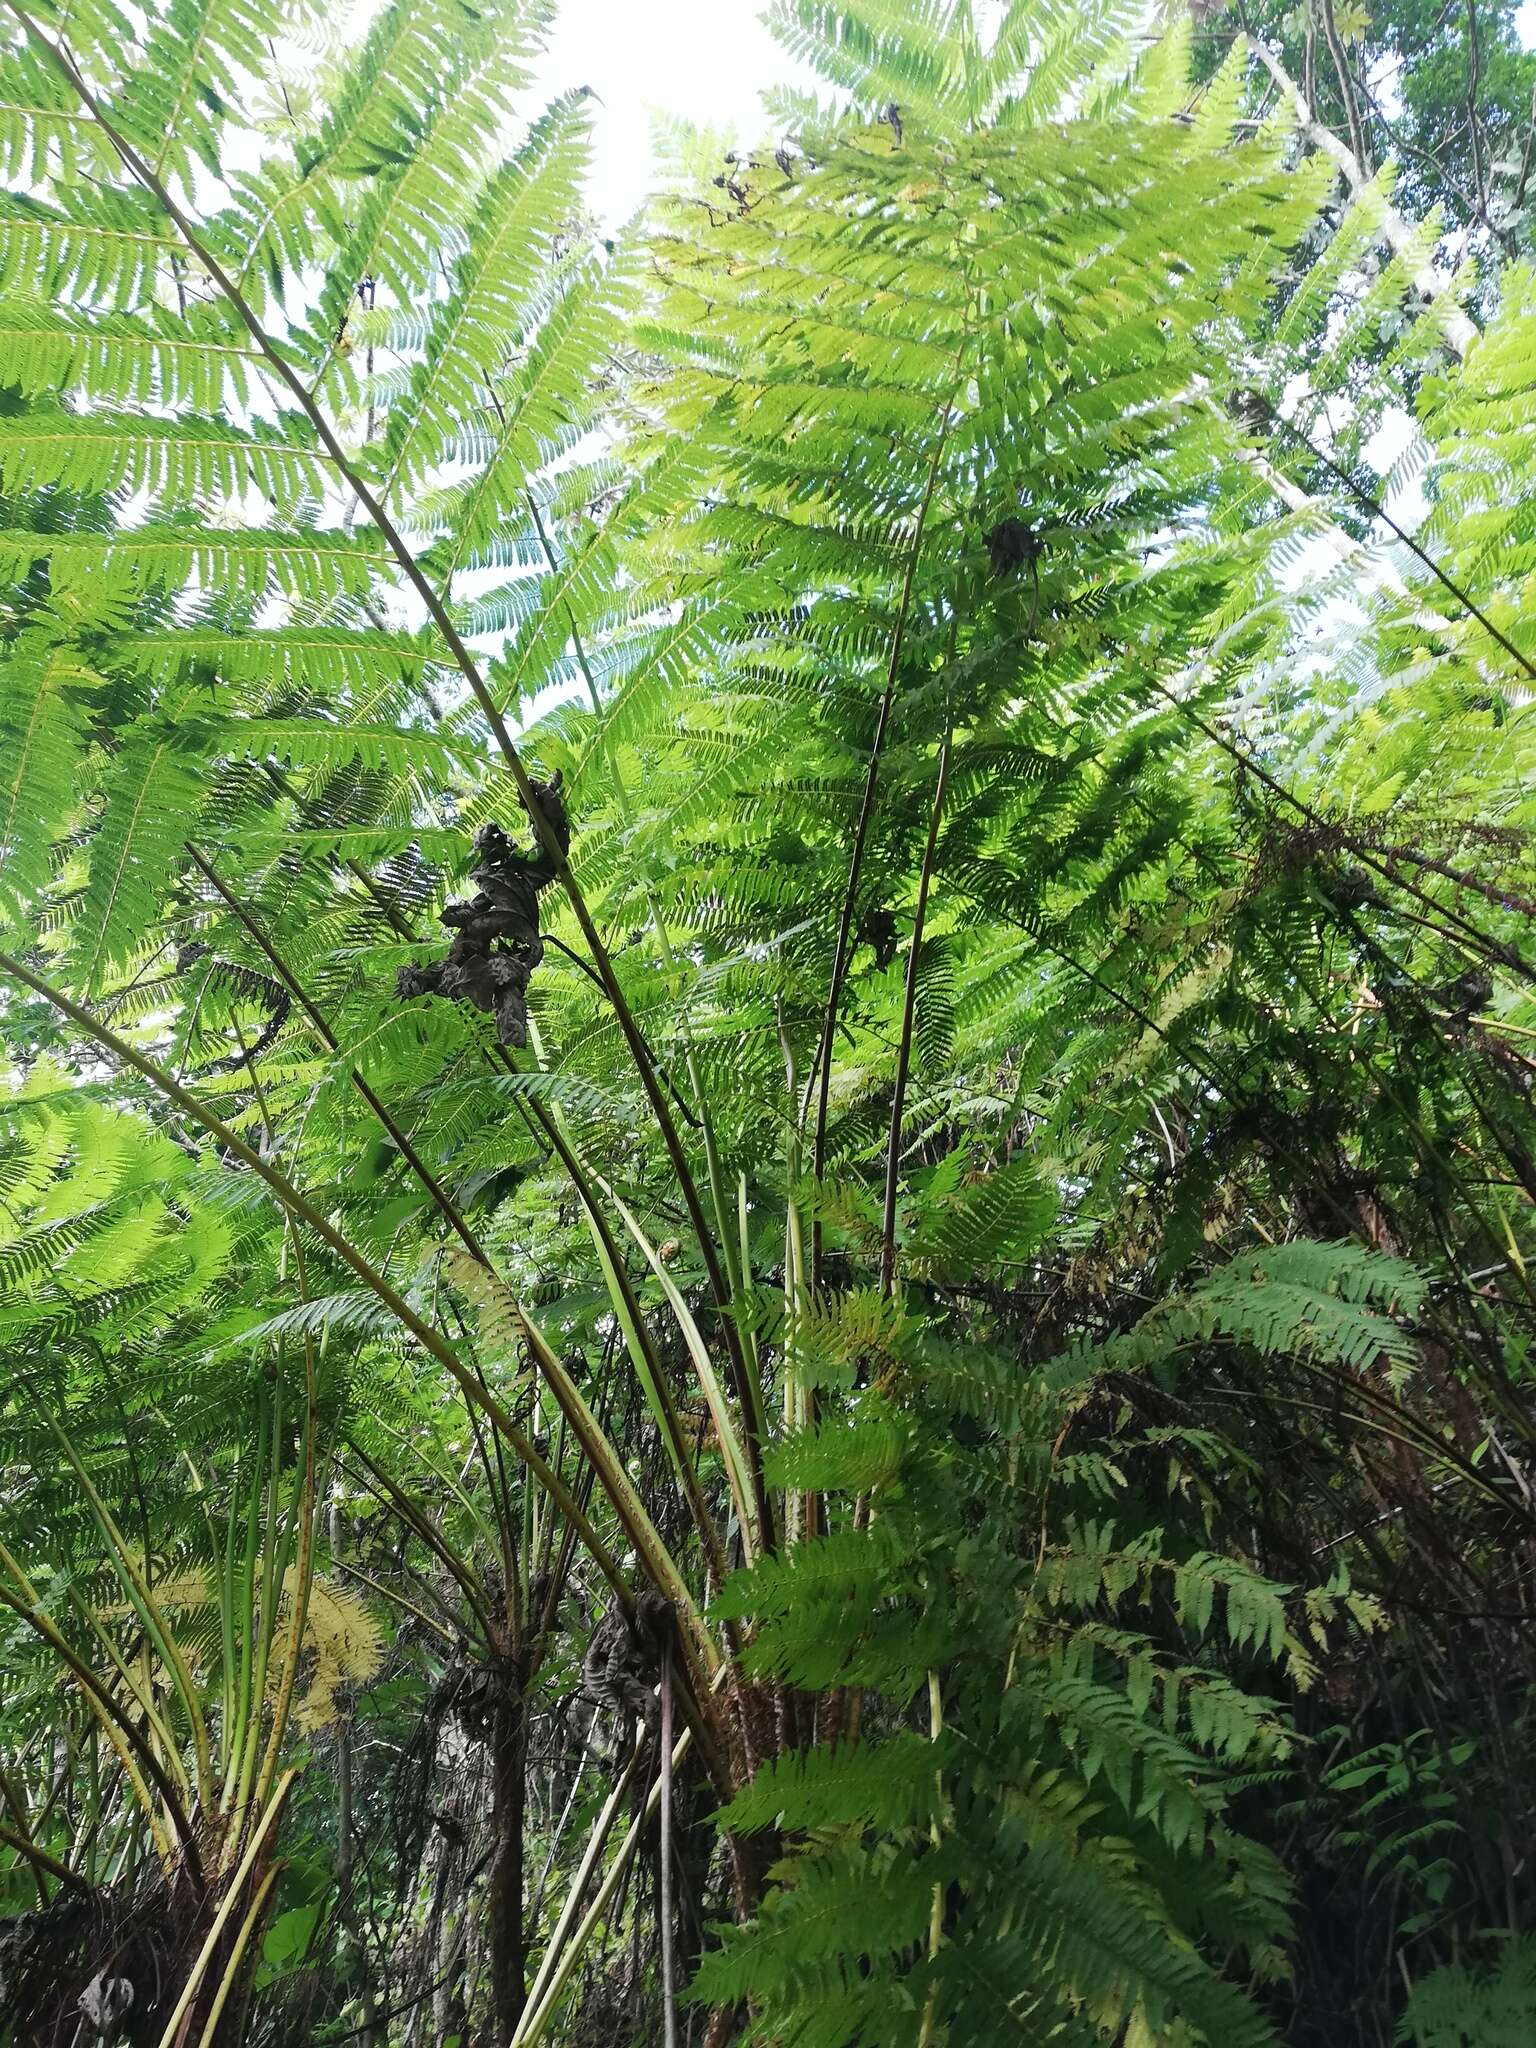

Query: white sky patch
532,0,801,227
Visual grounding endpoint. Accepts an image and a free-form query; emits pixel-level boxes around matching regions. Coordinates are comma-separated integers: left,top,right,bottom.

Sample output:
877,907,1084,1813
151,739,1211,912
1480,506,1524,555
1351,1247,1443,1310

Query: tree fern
0,3,1531,2043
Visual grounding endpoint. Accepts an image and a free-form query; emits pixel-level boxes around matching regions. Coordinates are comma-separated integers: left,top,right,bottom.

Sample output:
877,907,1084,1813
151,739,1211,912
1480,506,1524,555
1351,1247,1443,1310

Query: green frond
0,298,263,411
1398,1938,1536,2046
0,44,122,184
0,521,393,603
230,0,550,311
377,93,592,508
71,699,210,990
766,0,960,123
765,1407,909,1491
718,1729,945,1834
0,633,92,909
109,623,456,694
0,402,335,512
0,184,182,302
985,0,1145,130
228,713,479,781
905,1154,1057,1276
111,0,285,185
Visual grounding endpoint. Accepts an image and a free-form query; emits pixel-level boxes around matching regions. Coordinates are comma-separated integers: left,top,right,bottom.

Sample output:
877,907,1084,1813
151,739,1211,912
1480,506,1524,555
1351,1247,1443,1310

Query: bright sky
538,0,1536,226
533,0,804,226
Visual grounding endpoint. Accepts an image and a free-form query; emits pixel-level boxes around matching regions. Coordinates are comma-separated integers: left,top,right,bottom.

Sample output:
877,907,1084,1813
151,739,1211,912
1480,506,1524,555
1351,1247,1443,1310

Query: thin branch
805,378,965,1286
881,724,952,1296
1318,0,1371,175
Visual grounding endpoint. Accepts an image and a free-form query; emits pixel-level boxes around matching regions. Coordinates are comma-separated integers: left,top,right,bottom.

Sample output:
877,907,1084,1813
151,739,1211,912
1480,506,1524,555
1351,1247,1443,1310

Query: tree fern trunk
488,1662,529,2045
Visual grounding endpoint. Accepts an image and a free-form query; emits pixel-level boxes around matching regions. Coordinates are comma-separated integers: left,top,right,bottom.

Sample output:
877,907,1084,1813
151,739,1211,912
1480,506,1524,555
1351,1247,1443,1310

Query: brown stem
328,1501,381,2046
880,726,952,1297
0,1578,205,1887
526,488,745,1295
344,1440,501,1642
805,391,962,1286
520,1096,730,1591
660,1645,678,2048
1466,0,1489,223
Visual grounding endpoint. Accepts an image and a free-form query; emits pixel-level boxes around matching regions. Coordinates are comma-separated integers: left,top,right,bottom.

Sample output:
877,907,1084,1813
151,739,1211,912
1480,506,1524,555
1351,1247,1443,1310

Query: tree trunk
488,1665,528,2046
332,1499,381,2044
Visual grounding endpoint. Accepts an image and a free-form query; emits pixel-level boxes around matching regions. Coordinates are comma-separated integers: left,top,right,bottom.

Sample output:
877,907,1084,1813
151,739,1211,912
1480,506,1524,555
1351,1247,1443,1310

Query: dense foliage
0,1,1532,2044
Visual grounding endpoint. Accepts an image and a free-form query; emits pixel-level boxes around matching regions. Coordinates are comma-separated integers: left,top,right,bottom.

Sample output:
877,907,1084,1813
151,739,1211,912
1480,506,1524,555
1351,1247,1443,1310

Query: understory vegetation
0,0,1533,2042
